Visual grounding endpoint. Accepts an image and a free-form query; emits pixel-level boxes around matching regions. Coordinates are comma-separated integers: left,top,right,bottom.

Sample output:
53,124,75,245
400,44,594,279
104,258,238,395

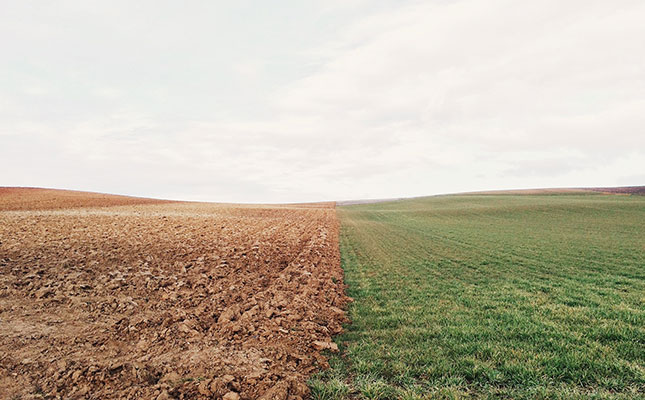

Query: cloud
1,1,643,202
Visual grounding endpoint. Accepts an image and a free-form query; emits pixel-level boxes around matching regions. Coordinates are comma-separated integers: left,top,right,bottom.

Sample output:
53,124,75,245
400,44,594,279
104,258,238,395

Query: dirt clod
157,390,172,400
223,392,241,400
258,381,290,400
312,341,339,352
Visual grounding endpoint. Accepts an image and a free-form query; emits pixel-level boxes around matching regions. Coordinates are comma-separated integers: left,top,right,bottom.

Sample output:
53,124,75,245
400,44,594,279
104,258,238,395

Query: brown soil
0,189,349,399
0,187,172,211
587,186,645,195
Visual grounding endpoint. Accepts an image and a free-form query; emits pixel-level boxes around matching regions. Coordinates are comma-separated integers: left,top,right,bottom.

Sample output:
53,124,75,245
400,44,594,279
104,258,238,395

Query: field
312,194,645,399
2,188,644,399
0,189,349,399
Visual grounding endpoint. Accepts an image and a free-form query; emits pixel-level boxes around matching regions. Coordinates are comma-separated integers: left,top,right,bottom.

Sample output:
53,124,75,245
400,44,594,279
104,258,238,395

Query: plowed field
0,189,349,399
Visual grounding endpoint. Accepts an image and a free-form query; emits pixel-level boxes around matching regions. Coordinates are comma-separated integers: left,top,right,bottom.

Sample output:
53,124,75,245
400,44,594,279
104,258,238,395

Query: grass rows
311,194,644,399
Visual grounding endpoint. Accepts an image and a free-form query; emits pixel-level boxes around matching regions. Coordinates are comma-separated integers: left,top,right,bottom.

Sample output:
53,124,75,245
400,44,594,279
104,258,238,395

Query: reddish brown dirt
0,189,349,399
587,186,645,195
0,187,172,211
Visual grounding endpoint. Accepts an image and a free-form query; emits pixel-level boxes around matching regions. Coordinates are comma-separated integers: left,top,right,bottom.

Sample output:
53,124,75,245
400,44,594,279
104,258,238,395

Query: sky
1,0,644,203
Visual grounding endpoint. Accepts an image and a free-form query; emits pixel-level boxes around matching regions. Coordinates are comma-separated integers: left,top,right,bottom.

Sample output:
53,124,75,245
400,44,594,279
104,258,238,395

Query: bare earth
0,188,349,399
0,187,174,211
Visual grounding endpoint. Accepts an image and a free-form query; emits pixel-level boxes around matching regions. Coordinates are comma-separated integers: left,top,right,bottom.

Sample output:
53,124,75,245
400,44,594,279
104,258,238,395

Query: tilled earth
0,189,349,399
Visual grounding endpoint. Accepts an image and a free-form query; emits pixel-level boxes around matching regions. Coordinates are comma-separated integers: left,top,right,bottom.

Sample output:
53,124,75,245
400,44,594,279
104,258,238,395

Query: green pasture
312,193,645,399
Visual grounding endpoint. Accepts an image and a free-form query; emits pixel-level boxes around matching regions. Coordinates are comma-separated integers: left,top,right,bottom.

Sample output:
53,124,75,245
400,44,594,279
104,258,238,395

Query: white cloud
1,0,643,202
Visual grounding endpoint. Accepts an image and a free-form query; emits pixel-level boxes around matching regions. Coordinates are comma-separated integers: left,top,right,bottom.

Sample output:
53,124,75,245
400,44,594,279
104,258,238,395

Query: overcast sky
1,1,644,203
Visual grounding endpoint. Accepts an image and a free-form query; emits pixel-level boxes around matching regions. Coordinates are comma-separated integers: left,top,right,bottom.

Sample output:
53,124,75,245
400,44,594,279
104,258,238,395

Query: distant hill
2,185,642,212
586,186,645,195
339,186,645,206
0,187,170,211
465,186,645,195
336,198,403,206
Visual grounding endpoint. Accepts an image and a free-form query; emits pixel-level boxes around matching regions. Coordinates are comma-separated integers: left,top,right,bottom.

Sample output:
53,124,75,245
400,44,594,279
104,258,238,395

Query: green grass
311,194,645,399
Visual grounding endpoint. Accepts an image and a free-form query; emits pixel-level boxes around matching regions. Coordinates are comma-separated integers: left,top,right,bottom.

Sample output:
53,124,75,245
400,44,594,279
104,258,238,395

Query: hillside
0,187,171,211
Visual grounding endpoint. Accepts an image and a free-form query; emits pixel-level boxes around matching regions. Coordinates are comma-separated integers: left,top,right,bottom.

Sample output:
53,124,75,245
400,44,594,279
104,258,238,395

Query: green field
311,194,645,399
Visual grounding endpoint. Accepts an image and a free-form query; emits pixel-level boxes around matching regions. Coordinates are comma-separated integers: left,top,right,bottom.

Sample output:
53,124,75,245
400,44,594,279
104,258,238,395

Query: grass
311,194,645,399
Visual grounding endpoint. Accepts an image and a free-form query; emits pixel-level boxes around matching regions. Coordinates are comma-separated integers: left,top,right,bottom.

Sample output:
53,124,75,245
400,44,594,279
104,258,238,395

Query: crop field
312,194,645,399
0,189,349,399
